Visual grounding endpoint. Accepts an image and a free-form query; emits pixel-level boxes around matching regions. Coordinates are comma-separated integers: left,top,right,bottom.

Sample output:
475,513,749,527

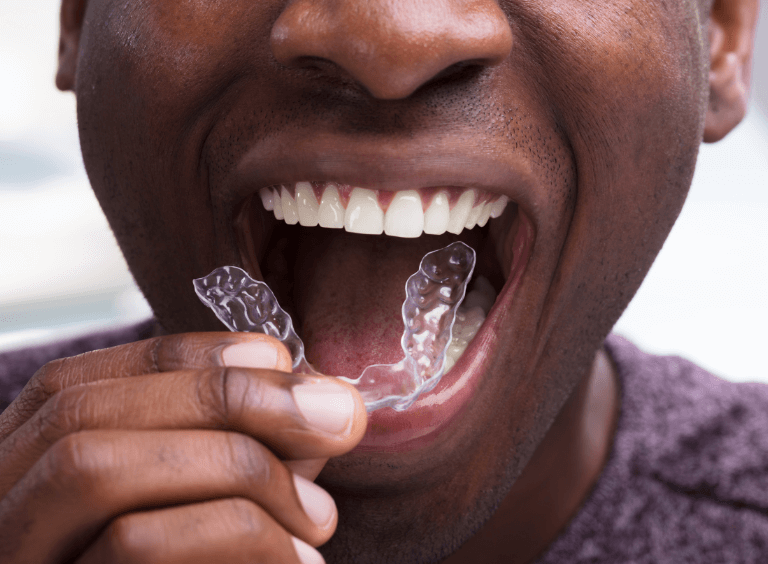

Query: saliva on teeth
194,242,497,412
259,182,510,238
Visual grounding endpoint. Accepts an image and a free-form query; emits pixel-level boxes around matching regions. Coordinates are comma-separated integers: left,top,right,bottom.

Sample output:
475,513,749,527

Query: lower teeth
444,277,497,372
194,242,488,412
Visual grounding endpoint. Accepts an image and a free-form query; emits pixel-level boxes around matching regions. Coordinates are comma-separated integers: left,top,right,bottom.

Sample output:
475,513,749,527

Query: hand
0,332,367,563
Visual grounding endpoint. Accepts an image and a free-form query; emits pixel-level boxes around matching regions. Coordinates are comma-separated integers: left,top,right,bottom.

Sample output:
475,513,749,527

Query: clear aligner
193,242,475,412
192,267,317,374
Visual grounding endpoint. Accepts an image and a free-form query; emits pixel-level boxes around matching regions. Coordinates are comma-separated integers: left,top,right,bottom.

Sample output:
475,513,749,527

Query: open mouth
233,180,535,449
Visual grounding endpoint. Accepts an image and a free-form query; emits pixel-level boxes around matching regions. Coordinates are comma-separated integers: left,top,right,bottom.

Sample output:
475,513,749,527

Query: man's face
68,0,709,558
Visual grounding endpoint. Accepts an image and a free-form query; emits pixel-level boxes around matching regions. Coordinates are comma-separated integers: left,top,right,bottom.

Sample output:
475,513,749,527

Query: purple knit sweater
1,326,767,562
535,335,768,563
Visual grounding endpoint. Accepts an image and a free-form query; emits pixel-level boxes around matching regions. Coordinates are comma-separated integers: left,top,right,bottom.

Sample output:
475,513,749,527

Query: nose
271,0,513,100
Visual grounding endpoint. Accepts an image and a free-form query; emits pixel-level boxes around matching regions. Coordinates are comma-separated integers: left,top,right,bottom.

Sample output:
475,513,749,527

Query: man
0,0,762,562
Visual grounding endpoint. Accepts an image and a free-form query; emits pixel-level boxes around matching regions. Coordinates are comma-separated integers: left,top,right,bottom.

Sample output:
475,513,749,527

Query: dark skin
0,0,759,563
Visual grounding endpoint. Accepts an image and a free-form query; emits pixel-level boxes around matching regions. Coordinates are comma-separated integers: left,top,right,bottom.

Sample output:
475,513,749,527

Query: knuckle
161,333,210,370
45,433,90,487
197,367,268,427
34,386,88,446
103,513,152,564
224,499,304,564
43,432,111,504
40,352,90,391
225,433,273,486
195,368,231,426
146,336,163,373
227,497,268,537
0,359,71,436
33,357,66,395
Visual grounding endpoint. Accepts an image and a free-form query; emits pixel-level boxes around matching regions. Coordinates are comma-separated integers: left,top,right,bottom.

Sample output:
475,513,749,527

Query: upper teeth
259,182,509,238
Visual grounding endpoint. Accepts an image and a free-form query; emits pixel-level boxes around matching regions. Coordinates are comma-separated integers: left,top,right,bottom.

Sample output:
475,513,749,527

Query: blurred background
1,1,766,382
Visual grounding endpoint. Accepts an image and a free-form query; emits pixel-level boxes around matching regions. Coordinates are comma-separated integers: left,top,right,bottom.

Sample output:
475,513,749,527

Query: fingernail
292,536,325,564
292,381,355,435
221,341,278,369
293,474,336,529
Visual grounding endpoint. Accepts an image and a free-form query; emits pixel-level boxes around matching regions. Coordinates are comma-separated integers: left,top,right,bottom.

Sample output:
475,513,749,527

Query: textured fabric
535,334,768,563
1,328,767,561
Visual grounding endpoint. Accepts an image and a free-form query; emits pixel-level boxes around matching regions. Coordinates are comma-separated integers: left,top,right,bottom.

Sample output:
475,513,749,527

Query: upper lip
223,131,542,220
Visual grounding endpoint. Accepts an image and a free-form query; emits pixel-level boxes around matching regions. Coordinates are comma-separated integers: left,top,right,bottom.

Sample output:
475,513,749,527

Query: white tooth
384,190,424,238
490,195,509,219
477,201,493,227
273,189,284,220
458,326,475,340
454,336,469,348
446,190,476,235
464,276,497,315
423,191,450,235
443,303,488,371
465,202,483,230
281,186,299,225
259,188,274,211
295,182,319,227
461,313,482,335
473,275,497,297
345,187,384,234
461,284,496,315
318,183,344,228
444,355,457,373
445,342,467,371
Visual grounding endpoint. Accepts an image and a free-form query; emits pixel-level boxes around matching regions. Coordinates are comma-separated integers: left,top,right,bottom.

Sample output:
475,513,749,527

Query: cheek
73,0,285,329
515,0,708,232
529,0,706,143
74,0,284,225
78,0,278,126
495,0,709,360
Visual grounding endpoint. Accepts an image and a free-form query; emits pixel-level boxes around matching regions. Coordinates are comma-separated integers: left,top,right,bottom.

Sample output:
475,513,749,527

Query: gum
193,242,475,412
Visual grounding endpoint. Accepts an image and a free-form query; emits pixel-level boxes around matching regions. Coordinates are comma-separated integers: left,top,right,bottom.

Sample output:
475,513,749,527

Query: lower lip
352,213,534,452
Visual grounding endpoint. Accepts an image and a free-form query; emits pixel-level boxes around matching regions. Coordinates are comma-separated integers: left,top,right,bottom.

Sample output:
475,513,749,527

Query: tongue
293,229,473,377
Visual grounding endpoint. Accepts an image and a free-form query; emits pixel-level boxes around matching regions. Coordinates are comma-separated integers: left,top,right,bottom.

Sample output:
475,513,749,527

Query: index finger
0,333,292,440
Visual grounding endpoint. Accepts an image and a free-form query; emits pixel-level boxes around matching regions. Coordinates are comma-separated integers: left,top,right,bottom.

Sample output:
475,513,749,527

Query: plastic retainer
193,241,475,412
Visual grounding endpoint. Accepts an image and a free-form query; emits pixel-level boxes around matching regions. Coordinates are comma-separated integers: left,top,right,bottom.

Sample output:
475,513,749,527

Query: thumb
220,333,294,372
286,458,329,481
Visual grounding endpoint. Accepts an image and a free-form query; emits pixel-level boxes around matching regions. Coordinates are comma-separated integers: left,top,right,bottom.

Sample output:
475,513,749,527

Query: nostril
271,0,513,100
424,61,489,89
289,56,333,74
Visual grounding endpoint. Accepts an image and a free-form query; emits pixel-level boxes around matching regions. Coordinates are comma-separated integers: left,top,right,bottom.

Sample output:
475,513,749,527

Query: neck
442,346,619,564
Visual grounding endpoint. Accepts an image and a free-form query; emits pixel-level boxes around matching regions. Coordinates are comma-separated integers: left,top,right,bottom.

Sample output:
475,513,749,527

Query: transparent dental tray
194,242,475,412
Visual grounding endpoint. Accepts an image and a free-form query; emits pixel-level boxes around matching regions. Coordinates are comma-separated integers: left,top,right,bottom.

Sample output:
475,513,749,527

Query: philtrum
193,242,476,412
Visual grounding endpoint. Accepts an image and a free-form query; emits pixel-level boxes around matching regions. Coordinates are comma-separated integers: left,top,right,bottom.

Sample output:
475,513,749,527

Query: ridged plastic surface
192,266,316,374
194,242,475,412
